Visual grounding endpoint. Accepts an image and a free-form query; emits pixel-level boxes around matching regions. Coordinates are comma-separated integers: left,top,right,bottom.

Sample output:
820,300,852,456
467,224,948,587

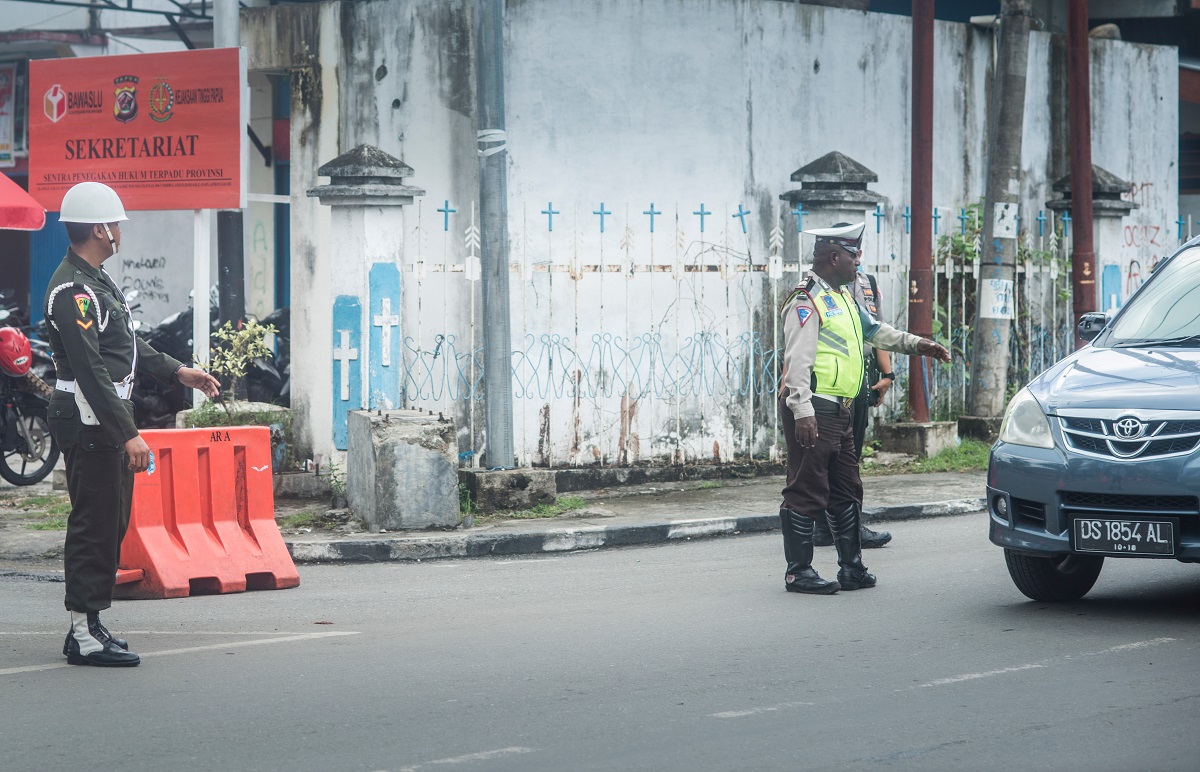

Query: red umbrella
0,172,45,231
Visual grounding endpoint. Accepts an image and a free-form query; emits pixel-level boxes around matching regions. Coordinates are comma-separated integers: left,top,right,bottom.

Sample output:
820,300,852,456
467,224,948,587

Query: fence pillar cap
1045,163,1137,216
306,144,426,207
780,150,884,205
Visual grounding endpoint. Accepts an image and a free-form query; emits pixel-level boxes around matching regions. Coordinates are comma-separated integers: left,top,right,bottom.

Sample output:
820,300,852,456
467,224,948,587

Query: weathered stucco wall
243,0,1179,465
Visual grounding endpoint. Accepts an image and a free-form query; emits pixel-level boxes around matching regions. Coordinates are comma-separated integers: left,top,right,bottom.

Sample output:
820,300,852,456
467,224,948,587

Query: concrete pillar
780,151,884,267
346,409,460,531
1046,164,1137,313
307,145,425,451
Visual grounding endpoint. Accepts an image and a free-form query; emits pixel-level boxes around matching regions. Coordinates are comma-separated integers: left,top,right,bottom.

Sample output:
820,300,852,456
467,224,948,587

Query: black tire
0,406,60,486
1004,549,1104,602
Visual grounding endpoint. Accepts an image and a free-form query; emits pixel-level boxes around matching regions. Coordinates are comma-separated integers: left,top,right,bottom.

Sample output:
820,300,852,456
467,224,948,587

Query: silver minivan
988,239,1200,601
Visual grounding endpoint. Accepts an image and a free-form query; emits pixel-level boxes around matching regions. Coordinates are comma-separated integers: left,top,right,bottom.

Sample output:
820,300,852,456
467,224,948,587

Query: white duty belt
812,392,854,409
56,378,134,400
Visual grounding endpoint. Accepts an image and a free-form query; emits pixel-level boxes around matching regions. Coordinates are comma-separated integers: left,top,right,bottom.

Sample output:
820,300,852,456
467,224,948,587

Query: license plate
1073,518,1176,557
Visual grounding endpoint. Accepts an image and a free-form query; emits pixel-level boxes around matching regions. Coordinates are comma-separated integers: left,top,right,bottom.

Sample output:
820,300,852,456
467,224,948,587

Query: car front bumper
987,441,1200,563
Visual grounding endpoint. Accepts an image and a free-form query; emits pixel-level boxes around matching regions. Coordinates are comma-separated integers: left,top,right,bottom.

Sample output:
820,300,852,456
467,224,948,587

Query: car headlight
998,387,1055,449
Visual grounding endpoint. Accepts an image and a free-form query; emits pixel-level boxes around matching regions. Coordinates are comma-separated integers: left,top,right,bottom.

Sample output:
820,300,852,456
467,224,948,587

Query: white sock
70,612,104,656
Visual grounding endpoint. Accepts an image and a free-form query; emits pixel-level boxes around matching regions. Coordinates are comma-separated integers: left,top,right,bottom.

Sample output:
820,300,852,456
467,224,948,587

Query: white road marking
398,746,536,771
919,663,1047,688
711,701,814,719
912,637,1178,690
0,630,359,676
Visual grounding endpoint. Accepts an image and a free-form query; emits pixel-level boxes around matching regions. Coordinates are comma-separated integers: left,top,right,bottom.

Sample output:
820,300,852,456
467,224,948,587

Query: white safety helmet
59,181,129,224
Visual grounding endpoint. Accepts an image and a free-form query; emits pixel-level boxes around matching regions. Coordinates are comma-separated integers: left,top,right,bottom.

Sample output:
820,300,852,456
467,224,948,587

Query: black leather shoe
786,568,840,594
860,524,892,549
65,635,141,667
836,565,877,590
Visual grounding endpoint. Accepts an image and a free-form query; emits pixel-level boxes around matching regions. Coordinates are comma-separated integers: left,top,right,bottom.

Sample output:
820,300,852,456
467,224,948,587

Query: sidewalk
0,471,987,571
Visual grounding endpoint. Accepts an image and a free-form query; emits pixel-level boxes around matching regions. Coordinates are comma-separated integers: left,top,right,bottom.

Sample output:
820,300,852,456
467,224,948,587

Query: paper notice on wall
980,279,1014,319
0,62,15,167
993,202,1018,239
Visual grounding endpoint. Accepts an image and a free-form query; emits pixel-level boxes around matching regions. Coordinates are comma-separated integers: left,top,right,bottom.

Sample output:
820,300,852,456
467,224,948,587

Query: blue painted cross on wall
437,200,456,231
541,202,560,232
732,204,751,234
694,204,711,233
369,263,401,411
791,204,809,232
332,295,363,451
594,203,612,233
643,203,661,233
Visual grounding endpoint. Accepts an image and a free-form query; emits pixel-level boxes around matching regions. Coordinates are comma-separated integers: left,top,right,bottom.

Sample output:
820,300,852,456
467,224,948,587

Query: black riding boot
64,611,128,656
829,503,877,590
780,508,839,595
812,513,834,546
64,611,140,667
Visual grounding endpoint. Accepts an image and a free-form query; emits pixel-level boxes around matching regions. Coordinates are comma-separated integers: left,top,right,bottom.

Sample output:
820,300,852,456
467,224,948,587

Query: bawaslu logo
113,74,138,123
43,84,66,123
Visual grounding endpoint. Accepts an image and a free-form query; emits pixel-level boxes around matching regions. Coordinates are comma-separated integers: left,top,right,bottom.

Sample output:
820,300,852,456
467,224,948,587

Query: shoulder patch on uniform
74,293,91,319
796,306,815,327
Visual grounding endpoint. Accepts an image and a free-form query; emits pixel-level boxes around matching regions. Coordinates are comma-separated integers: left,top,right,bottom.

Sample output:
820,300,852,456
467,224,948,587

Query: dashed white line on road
711,701,815,719
0,630,360,676
911,637,1178,690
398,746,536,771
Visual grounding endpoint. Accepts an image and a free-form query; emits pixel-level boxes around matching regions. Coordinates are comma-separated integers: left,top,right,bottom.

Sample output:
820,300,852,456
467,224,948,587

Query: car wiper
1112,334,1200,348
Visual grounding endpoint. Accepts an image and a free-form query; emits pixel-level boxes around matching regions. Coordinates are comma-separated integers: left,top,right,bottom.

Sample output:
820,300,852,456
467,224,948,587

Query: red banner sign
28,48,245,211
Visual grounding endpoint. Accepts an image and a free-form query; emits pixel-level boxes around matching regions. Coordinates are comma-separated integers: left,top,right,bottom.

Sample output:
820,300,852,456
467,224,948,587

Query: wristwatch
880,372,896,381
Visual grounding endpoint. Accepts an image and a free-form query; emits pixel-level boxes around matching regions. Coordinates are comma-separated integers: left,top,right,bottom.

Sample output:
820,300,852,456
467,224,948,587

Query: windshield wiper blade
1112,334,1200,348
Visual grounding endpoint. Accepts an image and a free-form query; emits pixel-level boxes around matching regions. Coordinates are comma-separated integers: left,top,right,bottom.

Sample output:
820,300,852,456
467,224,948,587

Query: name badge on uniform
796,307,814,327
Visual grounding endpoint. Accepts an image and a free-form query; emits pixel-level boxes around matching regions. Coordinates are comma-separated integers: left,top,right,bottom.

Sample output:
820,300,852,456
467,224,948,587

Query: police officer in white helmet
44,181,220,666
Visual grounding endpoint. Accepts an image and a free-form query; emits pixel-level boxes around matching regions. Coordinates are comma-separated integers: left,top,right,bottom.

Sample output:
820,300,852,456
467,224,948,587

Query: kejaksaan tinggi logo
148,78,173,122
113,75,138,123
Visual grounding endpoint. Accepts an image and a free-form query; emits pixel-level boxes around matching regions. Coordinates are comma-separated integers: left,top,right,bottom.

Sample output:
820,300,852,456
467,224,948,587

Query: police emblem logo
113,75,139,123
796,307,814,327
149,79,173,123
821,295,838,311
73,293,93,329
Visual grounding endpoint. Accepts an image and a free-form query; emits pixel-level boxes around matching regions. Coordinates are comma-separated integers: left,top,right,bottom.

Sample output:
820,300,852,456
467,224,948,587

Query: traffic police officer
45,181,220,666
778,222,951,595
812,264,895,549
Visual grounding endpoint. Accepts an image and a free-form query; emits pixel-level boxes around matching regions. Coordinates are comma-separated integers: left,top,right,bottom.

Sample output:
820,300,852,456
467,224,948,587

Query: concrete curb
285,498,986,564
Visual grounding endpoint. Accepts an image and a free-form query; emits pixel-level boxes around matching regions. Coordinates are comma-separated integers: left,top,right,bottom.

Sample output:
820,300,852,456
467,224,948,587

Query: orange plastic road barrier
115,426,300,600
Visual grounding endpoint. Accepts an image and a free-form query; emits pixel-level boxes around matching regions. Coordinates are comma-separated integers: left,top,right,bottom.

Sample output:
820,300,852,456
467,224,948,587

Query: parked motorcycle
0,319,59,486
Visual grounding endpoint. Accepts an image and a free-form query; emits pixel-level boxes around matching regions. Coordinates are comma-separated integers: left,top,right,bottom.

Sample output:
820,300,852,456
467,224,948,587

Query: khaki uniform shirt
780,272,923,419
44,250,182,445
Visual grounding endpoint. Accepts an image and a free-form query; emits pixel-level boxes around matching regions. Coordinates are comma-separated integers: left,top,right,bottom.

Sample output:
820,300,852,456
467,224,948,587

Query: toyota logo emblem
1113,417,1145,439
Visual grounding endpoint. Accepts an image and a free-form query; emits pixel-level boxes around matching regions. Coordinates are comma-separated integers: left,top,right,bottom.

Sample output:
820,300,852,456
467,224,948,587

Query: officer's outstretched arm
51,286,139,445
135,337,183,384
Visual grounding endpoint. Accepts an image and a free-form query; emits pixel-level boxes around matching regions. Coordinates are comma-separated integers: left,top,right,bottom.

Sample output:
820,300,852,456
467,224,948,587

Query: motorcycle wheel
0,406,60,486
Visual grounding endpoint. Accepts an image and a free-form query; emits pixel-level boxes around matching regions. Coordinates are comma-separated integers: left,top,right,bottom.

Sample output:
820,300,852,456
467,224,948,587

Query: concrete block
958,415,1002,443
52,468,67,492
347,410,459,531
875,421,959,458
462,469,556,514
274,471,332,499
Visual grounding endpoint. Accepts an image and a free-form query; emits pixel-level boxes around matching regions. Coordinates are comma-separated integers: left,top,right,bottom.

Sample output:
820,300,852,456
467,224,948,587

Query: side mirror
1077,311,1107,341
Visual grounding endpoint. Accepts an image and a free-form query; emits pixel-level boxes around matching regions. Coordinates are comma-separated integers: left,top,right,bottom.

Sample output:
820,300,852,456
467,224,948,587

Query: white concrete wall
250,0,1180,465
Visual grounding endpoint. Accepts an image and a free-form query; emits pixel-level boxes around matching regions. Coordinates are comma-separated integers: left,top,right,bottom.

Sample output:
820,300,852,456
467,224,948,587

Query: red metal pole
1069,0,1096,348
909,0,934,422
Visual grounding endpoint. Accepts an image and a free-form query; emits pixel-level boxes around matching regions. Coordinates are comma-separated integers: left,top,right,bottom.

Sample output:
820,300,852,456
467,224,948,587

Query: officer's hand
917,339,952,363
795,416,818,448
870,377,893,404
124,435,151,473
178,367,222,398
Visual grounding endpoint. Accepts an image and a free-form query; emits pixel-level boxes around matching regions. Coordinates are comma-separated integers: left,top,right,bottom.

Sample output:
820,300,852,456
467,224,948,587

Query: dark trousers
851,386,870,460
779,394,864,518
49,397,135,613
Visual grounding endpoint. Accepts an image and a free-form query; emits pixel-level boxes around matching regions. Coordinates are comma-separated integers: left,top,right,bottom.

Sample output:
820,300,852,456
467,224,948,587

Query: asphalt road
3,512,1198,772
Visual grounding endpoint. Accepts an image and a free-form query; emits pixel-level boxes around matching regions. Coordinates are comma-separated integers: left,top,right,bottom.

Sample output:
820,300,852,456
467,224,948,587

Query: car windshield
1107,246,1200,347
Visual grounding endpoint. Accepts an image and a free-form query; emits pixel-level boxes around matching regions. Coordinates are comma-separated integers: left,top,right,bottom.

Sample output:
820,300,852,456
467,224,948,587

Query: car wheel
1003,549,1104,602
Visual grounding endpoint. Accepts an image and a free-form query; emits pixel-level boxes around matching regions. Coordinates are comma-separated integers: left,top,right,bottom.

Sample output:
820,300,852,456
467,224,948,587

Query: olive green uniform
44,250,182,613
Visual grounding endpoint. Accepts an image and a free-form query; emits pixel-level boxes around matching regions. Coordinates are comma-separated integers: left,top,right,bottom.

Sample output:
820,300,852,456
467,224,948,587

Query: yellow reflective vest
808,284,866,399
